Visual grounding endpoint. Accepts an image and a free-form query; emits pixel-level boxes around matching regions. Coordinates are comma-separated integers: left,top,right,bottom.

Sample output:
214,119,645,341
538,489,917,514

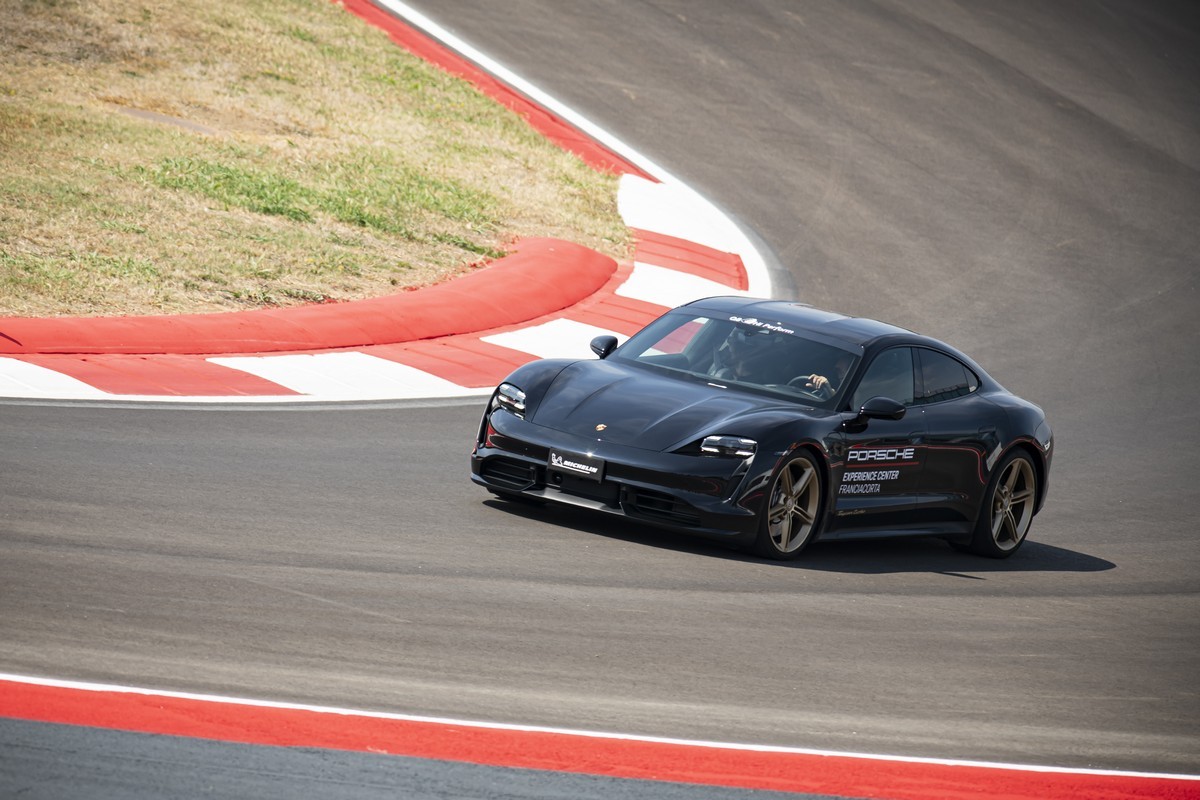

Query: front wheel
969,451,1037,558
753,450,824,560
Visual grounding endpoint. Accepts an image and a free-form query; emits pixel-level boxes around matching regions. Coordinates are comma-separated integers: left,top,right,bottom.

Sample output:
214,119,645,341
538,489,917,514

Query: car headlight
700,435,757,458
492,382,527,418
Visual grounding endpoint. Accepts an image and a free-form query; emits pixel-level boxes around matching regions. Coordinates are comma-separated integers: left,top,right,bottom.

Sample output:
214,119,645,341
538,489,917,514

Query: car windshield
611,311,860,408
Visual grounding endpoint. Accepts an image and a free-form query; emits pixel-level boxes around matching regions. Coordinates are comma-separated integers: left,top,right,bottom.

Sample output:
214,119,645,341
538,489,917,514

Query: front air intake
626,488,702,527
480,458,539,491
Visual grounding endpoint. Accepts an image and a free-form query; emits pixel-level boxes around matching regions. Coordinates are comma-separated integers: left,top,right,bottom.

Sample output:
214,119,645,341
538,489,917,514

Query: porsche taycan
470,297,1053,559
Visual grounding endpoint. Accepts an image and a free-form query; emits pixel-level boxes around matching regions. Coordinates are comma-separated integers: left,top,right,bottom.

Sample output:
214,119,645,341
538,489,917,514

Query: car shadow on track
481,498,1114,575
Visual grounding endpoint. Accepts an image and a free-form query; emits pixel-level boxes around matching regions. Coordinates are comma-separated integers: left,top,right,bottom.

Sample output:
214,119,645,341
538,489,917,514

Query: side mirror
858,396,907,421
590,335,618,359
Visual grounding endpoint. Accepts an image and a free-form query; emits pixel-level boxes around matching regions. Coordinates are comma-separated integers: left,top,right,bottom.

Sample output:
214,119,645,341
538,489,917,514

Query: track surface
2,0,1199,793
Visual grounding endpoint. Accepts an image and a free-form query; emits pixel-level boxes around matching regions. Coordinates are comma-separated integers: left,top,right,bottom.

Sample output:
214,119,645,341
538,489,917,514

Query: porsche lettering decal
847,447,917,463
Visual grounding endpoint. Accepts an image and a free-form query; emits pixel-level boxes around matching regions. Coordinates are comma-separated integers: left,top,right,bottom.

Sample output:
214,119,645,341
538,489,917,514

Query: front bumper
471,410,761,543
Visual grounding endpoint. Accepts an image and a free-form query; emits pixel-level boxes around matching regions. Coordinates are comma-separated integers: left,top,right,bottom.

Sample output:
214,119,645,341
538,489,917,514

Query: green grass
143,157,316,222
0,0,629,316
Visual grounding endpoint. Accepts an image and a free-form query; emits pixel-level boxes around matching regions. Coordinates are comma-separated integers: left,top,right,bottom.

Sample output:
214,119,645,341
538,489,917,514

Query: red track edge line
1,677,1196,800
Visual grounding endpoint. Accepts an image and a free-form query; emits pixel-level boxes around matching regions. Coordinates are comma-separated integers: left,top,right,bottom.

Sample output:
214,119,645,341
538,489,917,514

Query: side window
915,349,979,404
850,347,914,410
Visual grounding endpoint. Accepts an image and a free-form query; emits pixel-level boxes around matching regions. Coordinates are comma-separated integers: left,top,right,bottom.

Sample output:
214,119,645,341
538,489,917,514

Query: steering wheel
787,374,831,399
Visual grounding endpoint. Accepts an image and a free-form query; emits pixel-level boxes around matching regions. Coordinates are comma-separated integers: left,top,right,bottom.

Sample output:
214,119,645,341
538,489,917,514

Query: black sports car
471,297,1052,559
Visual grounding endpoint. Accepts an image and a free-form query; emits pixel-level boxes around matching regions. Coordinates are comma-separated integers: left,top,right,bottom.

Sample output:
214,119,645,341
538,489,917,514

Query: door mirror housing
590,335,619,359
858,396,907,421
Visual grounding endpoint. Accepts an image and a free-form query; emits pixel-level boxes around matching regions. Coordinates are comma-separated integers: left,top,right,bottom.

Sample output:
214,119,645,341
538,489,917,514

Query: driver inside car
791,351,855,399
709,326,785,383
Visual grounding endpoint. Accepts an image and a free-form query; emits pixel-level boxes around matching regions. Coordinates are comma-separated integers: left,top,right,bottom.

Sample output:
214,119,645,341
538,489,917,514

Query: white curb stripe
208,352,489,400
482,319,624,360
0,357,110,399
617,262,749,308
618,174,762,287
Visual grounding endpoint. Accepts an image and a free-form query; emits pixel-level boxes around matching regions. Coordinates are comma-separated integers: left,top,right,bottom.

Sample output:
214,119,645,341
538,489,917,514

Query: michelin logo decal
550,453,600,477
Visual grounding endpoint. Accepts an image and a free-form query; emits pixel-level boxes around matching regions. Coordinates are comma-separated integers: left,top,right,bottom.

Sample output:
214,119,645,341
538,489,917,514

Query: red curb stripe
533,259,668,336
364,266,668,385
632,228,750,290
367,338,533,388
567,295,668,336
15,354,302,396
338,0,655,181
0,239,614,356
1,680,1195,799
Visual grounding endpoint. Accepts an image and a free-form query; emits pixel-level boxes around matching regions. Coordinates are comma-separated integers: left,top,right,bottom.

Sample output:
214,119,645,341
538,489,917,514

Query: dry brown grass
0,0,629,316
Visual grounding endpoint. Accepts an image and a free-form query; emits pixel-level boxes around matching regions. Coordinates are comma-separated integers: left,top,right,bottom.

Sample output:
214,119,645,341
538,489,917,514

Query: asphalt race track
2,0,1198,796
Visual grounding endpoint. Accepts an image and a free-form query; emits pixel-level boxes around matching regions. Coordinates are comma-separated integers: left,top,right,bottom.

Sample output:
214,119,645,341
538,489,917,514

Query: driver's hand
804,374,830,391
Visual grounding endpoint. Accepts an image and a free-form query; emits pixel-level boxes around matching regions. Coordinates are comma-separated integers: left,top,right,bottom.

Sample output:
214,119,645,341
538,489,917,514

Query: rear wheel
969,451,1037,558
753,451,824,560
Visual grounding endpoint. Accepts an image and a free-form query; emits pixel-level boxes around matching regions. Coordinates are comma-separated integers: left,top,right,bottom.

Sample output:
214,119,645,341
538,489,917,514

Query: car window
637,317,714,356
850,347,914,409
613,311,859,408
915,348,979,404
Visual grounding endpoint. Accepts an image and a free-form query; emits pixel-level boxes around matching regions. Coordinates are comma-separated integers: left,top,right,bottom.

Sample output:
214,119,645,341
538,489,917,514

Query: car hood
529,360,807,451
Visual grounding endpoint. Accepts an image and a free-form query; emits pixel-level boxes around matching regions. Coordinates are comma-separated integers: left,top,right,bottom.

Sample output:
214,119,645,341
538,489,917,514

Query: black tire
753,450,824,560
968,450,1038,558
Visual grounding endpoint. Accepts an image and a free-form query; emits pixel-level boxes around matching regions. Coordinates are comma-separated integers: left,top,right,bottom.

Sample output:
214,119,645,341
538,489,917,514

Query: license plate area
553,474,621,506
547,448,605,482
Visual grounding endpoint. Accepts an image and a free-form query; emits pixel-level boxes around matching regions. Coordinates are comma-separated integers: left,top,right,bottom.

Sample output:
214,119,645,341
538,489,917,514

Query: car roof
683,296,914,347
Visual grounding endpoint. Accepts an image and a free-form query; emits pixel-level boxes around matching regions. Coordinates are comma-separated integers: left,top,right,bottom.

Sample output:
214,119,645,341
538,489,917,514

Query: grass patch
0,0,629,316
143,157,314,222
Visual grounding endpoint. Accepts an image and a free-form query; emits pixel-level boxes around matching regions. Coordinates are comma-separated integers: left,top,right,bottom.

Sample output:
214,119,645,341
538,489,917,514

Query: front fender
498,358,578,419
735,426,836,524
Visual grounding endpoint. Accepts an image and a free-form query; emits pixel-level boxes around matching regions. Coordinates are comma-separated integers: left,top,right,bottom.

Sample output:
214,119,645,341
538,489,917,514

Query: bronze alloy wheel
972,452,1037,557
756,452,823,559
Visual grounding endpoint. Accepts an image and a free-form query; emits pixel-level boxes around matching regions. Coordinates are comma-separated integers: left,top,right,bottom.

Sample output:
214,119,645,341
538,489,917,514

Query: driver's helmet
715,325,781,381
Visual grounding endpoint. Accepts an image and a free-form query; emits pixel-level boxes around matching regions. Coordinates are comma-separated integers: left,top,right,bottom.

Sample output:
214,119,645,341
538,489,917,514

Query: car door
827,346,927,535
910,347,997,534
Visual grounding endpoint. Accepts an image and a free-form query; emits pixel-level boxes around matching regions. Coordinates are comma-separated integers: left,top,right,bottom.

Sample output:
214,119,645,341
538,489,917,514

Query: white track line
2,673,1196,781
370,0,772,298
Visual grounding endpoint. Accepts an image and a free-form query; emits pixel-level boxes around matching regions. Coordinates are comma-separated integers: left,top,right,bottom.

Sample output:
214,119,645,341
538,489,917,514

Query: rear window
915,348,979,404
